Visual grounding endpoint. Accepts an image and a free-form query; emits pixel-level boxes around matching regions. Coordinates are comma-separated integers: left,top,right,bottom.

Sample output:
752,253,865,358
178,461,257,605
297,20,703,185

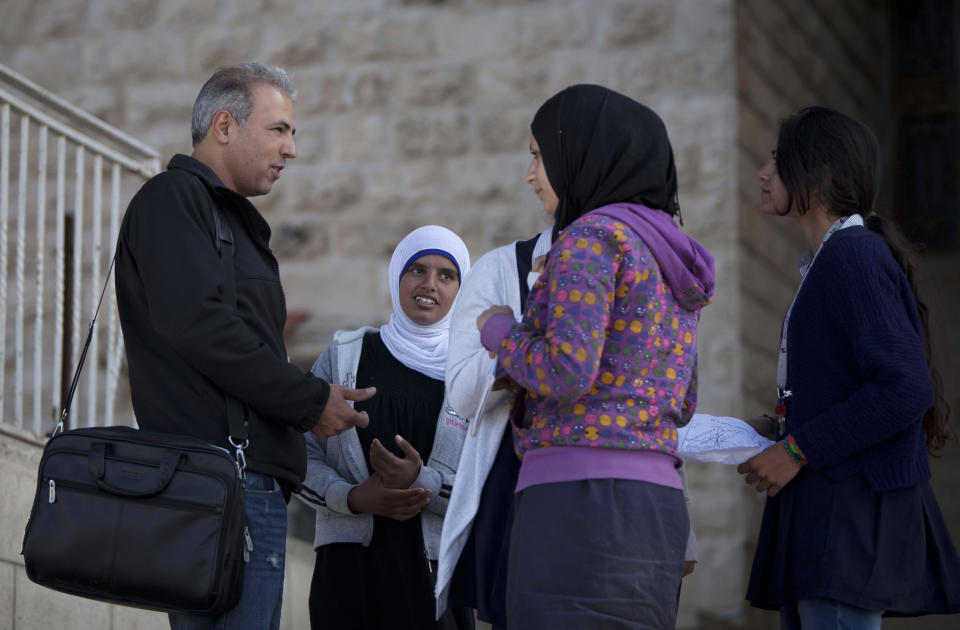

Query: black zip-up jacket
115,154,330,491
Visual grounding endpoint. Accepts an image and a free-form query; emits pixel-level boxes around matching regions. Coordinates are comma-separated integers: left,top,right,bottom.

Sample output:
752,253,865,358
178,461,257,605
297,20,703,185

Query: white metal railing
0,63,160,436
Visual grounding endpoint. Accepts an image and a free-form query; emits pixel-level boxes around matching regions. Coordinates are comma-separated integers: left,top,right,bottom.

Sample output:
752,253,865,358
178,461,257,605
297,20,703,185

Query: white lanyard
775,214,863,420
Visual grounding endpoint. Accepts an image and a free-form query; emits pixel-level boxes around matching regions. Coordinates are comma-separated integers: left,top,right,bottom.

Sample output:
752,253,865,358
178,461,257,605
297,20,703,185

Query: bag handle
87,442,183,497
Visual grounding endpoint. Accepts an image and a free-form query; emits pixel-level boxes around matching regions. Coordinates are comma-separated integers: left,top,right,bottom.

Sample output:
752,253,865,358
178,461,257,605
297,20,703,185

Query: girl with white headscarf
298,226,473,630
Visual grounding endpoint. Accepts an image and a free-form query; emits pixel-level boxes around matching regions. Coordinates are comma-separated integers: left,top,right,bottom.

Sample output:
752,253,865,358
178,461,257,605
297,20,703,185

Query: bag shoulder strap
210,206,248,447
57,204,249,456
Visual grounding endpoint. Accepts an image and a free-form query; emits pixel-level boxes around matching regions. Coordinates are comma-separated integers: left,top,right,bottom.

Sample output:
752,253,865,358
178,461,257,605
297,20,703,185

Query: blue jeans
170,472,288,630
781,599,883,630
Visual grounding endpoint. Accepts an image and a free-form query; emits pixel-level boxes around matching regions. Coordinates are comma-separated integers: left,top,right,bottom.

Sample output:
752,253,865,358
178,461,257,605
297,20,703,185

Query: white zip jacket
297,327,468,560
435,231,698,617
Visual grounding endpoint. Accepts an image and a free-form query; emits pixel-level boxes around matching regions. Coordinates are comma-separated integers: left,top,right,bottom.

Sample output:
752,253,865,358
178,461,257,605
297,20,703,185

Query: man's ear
210,110,235,145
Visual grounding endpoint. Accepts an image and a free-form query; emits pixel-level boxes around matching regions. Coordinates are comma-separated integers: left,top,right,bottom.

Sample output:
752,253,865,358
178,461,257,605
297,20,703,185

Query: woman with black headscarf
476,85,715,628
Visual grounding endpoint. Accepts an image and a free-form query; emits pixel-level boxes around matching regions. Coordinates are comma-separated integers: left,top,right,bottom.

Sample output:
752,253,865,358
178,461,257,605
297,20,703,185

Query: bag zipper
243,526,253,563
46,477,224,513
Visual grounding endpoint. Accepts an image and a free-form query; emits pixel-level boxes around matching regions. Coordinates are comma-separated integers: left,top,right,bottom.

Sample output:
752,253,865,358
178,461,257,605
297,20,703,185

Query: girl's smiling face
398,254,460,325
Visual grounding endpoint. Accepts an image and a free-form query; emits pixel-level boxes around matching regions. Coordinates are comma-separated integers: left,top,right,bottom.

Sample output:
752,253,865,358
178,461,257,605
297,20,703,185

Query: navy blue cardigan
785,226,933,492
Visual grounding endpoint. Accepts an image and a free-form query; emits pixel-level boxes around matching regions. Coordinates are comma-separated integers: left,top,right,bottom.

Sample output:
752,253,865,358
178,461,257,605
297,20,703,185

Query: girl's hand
476,305,514,332
736,441,802,497
370,436,422,489
346,473,430,520
746,414,778,440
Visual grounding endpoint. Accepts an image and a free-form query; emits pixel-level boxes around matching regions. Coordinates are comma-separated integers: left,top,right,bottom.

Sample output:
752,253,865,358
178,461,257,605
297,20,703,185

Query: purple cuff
480,312,516,353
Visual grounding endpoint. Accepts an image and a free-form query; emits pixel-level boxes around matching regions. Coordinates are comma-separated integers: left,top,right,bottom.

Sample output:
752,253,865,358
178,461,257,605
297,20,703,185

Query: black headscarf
531,84,682,236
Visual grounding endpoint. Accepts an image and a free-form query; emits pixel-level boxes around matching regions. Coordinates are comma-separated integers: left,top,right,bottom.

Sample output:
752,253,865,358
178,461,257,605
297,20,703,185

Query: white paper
677,413,775,465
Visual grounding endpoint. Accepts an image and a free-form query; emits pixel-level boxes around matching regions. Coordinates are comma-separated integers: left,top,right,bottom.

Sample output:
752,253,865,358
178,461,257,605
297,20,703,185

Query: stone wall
1,0,740,627
3,0,956,629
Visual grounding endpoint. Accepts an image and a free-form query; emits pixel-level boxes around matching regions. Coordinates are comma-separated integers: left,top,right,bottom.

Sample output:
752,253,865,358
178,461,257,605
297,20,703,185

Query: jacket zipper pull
424,546,432,574
48,480,56,504
243,526,254,563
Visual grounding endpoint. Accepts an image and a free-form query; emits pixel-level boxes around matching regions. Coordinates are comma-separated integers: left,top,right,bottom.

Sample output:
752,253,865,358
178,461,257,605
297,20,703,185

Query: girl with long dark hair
739,107,960,628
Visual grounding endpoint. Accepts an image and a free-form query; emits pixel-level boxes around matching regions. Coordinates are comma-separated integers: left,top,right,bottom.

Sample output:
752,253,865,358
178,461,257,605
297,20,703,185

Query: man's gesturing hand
311,384,376,438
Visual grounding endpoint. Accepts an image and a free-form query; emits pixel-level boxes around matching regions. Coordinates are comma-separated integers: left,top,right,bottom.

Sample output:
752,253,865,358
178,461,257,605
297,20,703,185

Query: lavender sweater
481,204,714,489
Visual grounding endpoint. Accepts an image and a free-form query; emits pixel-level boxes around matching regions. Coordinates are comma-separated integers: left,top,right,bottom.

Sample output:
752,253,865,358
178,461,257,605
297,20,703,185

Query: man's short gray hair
190,62,297,147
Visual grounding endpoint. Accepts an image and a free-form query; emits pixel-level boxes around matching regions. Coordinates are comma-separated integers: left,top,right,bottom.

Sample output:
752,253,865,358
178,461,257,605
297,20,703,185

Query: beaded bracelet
783,435,808,466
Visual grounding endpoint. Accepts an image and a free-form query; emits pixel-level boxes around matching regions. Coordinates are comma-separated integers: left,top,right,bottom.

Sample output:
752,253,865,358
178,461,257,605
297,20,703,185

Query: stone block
0,0,36,51
547,50,622,91
15,564,111,628
280,537,313,630
432,13,520,61
59,83,124,131
0,433,43,564
110,605,168,630
285,121,330,168
122,82,196,129
153,0,220,30
364,159,451,200
475,109,531,153
473,58,551,107
394,63,475,107
0,562,11,630
329,17,435,62
91,0,161,30
7,42,86,97
470,0,539,6
82,31,192,83
617,47,729,96
136,122,190,164
270,217,331,260
299,67,396,117
302,69,350,114
280,256,387,319
515,4,593,55
218,0,308,25
330,115,390,162
192,27,267,77
351,68,396,109
600,0,673,48
395,113,471,158
389,0,459,5
441,153,529,203
283,167,365,218
28,0,90,40
263,22,328,67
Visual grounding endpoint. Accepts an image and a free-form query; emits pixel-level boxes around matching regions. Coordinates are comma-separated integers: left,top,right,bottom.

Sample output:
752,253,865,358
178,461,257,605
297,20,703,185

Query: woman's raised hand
476,304,514,332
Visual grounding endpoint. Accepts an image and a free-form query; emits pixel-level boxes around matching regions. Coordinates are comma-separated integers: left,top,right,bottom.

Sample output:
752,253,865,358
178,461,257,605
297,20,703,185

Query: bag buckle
228,436,248,480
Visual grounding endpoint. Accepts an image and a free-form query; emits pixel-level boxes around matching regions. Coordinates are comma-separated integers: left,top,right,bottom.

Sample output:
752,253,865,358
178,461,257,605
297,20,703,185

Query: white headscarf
379,225,471,380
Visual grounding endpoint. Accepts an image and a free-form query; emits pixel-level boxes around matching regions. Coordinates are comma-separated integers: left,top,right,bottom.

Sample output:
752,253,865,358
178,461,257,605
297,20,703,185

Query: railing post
33,124,47,434
0,63,158,434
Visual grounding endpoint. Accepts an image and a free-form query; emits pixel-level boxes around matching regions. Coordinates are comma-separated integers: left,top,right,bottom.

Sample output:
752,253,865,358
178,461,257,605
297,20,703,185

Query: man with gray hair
115,62,373,629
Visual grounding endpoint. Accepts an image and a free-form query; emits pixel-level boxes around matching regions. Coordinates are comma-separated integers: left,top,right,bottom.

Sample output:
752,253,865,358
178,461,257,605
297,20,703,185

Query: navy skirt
506,479,688,630
747,467,960,615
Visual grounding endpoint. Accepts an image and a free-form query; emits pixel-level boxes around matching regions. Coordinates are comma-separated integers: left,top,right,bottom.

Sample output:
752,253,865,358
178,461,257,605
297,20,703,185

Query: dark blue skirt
506,479,688,629
747,467,960,615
